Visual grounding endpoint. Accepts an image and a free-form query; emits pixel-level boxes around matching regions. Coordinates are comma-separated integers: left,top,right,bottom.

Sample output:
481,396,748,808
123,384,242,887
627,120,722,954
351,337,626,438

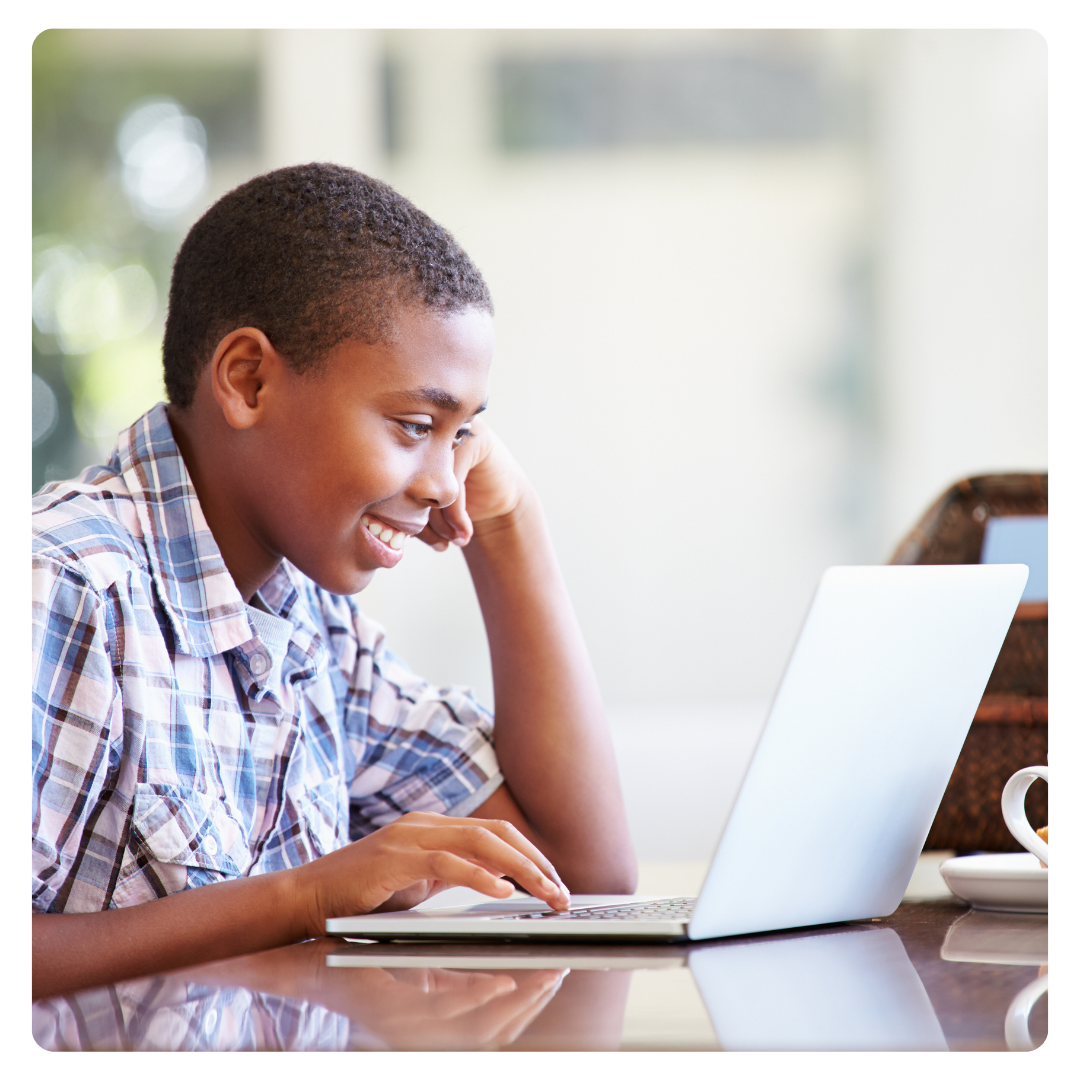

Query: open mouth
361,514,410,551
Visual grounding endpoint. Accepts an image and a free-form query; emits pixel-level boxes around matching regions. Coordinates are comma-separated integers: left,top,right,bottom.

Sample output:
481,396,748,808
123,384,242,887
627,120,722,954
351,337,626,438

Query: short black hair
163,163,493,408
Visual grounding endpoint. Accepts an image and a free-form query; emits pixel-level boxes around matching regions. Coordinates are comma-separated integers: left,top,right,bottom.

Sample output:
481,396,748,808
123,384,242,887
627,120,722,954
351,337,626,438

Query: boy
32,164,636,1000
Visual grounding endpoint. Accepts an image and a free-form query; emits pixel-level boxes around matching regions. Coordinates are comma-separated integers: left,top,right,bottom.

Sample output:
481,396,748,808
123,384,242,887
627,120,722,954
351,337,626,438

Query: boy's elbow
564,849,638,895
603,862,639,895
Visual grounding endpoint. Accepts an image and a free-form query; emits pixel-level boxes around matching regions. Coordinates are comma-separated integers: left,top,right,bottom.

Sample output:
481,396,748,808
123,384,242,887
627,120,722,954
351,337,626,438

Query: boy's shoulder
33,461,151,595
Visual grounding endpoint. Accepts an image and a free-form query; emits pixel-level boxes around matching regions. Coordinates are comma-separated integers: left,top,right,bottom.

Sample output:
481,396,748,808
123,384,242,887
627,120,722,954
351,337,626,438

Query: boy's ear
208,328,283,430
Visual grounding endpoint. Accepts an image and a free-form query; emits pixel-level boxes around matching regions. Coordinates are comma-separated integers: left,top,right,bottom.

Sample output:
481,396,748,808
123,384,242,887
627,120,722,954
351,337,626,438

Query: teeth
365,516,407,549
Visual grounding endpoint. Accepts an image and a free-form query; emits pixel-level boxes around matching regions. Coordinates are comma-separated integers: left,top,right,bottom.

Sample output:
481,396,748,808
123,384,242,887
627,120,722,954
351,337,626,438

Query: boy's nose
409,448,460,509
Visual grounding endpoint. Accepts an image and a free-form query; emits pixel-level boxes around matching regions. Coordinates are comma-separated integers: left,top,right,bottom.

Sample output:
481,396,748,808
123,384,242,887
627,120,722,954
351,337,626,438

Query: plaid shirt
33,404,502,914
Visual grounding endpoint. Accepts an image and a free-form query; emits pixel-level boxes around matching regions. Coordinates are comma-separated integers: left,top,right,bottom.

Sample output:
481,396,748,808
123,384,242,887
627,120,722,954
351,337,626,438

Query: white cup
1001,766,1049,866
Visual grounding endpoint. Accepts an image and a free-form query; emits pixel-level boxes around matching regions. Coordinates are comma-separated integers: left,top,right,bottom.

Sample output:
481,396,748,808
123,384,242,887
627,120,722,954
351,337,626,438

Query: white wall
257,30,1046,860
358,31,872,715
872,30,1048,552
259,30,384,175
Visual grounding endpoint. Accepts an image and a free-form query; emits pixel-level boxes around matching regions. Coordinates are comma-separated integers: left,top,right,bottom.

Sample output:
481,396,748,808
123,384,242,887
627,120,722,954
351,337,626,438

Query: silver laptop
327,564,1027,943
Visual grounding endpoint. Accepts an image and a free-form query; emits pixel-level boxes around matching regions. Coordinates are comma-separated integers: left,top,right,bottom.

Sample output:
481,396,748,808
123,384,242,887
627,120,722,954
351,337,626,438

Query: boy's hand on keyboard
292,811,571,935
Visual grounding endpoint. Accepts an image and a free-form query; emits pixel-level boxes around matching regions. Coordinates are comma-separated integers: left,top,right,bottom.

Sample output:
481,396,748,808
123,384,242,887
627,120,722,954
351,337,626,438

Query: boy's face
246,305,493,595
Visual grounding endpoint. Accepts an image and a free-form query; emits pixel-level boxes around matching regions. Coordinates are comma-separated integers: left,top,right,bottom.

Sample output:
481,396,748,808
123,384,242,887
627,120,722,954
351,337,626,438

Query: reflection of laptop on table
327,565,1027,943
327,926,949,1051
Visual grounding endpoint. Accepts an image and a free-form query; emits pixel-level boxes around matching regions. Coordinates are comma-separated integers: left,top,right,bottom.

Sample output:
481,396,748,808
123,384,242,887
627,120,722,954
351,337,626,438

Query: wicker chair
889,474,1048,852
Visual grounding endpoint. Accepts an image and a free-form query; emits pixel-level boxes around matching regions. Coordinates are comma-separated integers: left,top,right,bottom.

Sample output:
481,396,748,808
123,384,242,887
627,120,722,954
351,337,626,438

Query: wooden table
32,890,1047,1051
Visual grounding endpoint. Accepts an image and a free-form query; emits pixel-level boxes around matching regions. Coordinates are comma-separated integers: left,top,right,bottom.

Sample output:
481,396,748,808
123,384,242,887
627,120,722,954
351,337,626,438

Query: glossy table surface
33,889,1048,1052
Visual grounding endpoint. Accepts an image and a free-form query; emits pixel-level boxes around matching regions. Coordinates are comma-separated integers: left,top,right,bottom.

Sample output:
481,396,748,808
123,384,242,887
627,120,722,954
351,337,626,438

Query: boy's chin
304,563,380,597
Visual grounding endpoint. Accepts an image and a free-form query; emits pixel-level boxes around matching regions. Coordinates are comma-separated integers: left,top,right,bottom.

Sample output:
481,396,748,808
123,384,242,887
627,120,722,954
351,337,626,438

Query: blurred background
33,29,1047,861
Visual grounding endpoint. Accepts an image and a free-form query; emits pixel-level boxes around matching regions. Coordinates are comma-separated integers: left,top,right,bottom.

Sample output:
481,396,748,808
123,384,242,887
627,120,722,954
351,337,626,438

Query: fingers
416,522,451,551
439,472,473,545
371,967,564,1050
417,507,470,550
470,817,569,899
427,498,472,548
393,968,518,1019
416,849,518,901
425,971,519,1020
312,812,571,925
463,968,568,1049
404,818,569,910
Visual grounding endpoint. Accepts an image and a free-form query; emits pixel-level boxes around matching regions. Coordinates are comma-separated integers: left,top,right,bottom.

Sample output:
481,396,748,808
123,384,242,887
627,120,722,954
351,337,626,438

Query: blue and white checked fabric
33,403,502,914
33,976,352,1051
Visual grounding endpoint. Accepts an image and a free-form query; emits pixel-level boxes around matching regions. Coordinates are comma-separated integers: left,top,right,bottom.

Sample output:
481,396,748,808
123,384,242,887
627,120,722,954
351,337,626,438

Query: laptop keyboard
494,897,696,922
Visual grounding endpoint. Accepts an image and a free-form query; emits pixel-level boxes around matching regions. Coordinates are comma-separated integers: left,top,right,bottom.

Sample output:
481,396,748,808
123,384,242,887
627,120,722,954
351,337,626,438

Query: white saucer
939,853,1047,913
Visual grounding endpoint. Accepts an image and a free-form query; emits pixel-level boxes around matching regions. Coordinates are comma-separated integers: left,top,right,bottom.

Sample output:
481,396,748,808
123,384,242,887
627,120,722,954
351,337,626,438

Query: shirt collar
236,562,329,702
113,403,263,659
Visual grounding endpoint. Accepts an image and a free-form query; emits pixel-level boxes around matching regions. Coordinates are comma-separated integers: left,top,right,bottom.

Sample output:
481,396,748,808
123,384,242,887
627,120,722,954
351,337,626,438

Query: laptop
326,564,1027,943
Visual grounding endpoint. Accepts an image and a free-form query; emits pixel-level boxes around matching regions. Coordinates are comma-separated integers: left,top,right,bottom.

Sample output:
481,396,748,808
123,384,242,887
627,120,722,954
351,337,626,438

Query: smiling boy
32,164,636,999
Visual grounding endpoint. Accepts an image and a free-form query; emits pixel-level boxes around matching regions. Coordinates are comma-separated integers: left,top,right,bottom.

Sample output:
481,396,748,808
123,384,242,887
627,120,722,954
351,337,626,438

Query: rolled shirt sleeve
32,557,124,913
324,596,504,837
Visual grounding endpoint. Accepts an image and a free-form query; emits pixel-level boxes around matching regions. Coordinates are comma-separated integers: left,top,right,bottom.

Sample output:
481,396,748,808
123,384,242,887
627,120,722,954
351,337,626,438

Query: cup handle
1004,973,1048,1051
1001,766,1049,866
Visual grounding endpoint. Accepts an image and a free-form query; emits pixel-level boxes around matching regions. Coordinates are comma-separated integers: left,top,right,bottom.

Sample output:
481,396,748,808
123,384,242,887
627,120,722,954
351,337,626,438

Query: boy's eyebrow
402,387,488,415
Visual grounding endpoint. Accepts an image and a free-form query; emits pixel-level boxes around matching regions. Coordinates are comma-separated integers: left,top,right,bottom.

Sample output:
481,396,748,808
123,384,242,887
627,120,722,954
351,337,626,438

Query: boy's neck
167,403,283,604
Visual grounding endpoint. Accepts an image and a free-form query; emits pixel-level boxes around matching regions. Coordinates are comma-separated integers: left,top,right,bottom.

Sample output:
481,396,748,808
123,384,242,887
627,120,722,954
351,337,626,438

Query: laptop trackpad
409,890,673,918
414,887,549,913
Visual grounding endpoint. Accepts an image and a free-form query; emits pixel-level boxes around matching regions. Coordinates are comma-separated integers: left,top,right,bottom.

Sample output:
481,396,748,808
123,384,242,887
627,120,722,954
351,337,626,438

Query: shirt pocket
111,783,253,908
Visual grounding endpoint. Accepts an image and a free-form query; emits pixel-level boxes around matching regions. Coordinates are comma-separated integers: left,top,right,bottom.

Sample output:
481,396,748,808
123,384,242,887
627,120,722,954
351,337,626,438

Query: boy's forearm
32,866,309,1000
35,792,575,999
464,487,636,894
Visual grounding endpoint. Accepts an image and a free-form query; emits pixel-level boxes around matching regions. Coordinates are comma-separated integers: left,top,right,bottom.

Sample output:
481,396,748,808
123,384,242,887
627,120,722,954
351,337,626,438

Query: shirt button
248,651,269,676
202,834,219,857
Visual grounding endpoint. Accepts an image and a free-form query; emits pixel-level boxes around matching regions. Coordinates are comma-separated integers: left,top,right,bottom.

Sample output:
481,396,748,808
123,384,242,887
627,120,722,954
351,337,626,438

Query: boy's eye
396,419,473,444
